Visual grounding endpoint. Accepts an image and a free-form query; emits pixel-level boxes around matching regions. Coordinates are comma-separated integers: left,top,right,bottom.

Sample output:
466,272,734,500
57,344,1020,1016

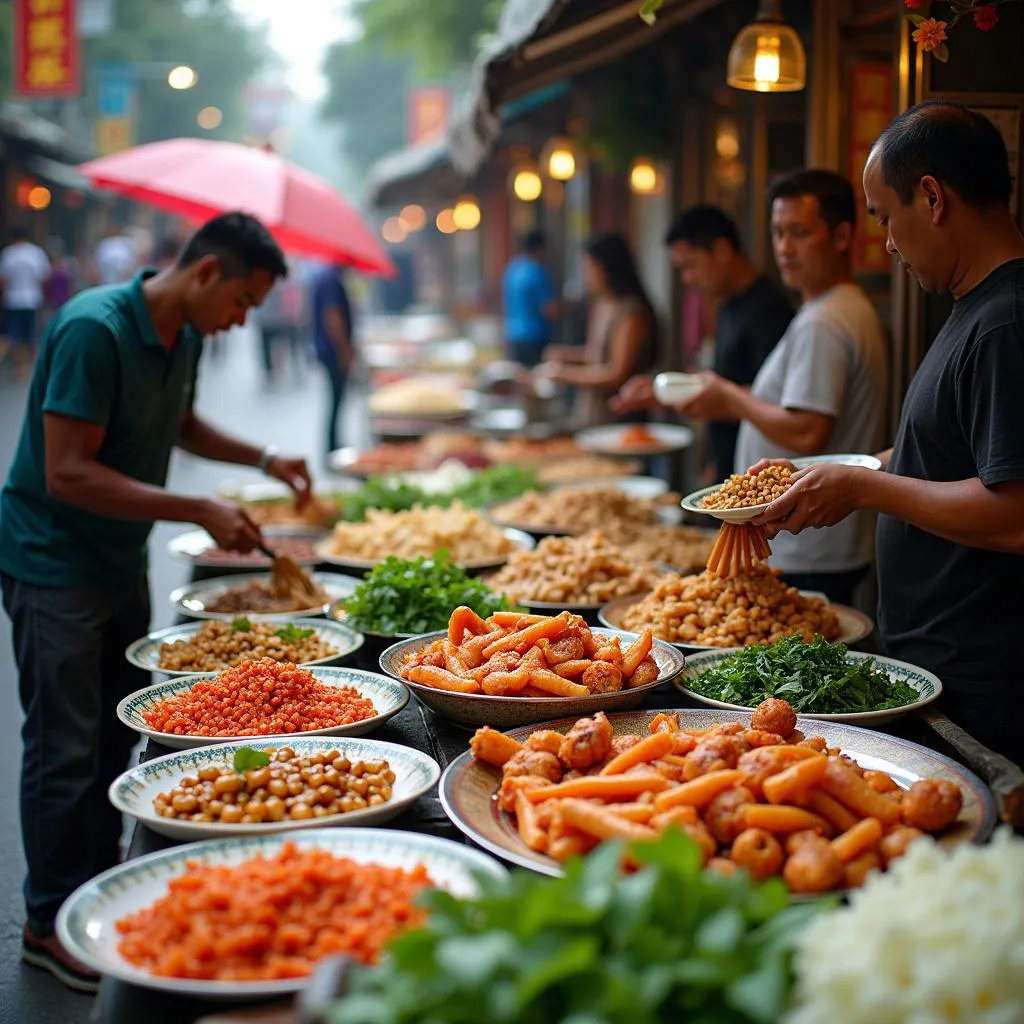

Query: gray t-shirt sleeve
778,320,851,418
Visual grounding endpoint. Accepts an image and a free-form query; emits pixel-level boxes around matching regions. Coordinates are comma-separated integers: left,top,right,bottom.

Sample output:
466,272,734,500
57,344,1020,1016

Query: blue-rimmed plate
56,829,506,999
438,709,995,878
676,648,942,726
116,666,408,750
124,618,364,676
109,736,440,840
170,571,361,622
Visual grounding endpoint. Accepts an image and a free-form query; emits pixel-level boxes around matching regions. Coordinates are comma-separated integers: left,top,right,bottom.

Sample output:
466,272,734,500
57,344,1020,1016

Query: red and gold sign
13,0,80,98
407,87,451,147
847,61,893,274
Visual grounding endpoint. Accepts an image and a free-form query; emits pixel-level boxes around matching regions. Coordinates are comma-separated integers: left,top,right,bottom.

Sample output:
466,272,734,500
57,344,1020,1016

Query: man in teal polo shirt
0,211,311,991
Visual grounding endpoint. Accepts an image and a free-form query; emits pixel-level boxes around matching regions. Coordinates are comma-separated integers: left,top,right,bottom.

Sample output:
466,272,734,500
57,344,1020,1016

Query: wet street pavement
0,328,362,1023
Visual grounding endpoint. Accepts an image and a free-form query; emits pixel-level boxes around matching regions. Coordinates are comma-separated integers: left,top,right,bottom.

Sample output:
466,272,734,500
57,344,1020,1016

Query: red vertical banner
13,0,80,98
407,87,451,147
847,61,894,274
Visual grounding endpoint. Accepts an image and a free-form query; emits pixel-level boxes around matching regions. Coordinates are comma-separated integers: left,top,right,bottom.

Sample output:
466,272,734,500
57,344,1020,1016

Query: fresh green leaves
341,465,538,522
274,624,316,644
639,0,663,24
230,616,253,633
232,746,270,772
339,553,512,635
325,830,828,1024
689,635,920,714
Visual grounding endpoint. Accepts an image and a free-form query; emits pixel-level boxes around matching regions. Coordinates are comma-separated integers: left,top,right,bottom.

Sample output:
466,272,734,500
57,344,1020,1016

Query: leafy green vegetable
340,465,538,522
230,616,253,633
325,830,828,1024
232,746,270,772
274,624,316,644
689,634,920,714
338,552,513,634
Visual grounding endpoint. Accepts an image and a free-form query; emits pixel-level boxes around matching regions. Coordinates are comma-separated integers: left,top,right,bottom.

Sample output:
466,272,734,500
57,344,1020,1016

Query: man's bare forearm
859,471,1024,552
47,458,210,524
177,412,264,467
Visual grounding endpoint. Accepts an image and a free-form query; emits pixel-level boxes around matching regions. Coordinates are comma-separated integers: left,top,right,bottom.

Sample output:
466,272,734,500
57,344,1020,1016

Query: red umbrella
79,138,395,276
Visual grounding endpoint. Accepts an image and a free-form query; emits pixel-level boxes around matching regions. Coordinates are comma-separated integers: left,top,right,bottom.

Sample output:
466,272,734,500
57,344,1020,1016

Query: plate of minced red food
116,658,408,750
56,829,506,998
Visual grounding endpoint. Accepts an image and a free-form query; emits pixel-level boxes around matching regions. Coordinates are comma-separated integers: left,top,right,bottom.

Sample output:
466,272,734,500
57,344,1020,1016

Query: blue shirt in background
502,255,555,344
311,266,353,364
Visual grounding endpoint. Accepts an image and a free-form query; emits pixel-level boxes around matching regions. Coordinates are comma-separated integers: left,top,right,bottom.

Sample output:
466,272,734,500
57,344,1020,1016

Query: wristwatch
257,445,278,474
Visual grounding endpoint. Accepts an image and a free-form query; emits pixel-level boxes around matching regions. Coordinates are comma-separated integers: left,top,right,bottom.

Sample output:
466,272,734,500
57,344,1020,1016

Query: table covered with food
89,455,1023,1024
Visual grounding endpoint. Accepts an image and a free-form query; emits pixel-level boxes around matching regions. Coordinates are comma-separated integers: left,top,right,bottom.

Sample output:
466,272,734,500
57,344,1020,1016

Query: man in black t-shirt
612,206,793,479
754,101,1024,763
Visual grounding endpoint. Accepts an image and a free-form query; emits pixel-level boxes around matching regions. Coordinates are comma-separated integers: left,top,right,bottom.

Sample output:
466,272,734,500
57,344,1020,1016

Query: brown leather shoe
21,924,100,994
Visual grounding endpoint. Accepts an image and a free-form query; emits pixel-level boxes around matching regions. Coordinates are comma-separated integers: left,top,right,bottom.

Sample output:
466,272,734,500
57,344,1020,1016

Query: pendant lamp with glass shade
727,0,806,93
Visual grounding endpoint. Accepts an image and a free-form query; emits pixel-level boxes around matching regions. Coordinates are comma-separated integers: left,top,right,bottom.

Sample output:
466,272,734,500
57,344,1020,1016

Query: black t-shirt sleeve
737,291,793,385
957,323,1024,487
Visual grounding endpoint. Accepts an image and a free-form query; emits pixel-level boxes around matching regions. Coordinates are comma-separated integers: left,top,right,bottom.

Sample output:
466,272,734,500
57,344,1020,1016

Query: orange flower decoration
912,17,948,52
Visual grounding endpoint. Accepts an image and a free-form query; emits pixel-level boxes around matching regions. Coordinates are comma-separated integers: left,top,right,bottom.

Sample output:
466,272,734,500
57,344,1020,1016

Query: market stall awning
364,139,461,209
449,0,724,176
28,154,92,191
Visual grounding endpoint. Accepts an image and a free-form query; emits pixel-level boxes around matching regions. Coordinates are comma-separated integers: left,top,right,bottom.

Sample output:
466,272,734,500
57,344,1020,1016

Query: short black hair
521,229,547,253
768,169,857,233
664,205,742,252
873,99,1013,208
178,212,287,280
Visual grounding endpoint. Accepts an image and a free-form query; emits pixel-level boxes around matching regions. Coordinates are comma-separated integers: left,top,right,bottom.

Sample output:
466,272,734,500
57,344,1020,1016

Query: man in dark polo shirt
612,206,793,479
754,101,1024,764
0,212,311,989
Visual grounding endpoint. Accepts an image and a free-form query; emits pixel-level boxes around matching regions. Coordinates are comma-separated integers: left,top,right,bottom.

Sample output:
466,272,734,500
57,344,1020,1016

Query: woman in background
537,233,659,428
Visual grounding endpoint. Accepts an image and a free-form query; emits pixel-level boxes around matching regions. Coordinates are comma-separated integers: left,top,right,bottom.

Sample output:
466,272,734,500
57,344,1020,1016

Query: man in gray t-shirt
673,170,888,605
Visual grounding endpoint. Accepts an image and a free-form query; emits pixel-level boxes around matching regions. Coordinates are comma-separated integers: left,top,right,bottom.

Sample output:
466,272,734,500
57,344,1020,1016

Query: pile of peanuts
153,747,395,824
701,465,794,510
620,567,840,647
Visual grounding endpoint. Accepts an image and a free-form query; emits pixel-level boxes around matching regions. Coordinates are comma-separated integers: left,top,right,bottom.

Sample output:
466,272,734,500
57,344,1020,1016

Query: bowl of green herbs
676,634,942,725
329,552,516,660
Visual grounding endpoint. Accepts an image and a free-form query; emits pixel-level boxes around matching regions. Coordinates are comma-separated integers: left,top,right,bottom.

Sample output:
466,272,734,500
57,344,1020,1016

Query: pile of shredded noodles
785,829,1024,1024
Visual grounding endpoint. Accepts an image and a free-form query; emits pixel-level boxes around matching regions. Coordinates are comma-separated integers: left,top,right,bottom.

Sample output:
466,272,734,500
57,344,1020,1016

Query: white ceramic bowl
653,372,704,406
109,736,441,840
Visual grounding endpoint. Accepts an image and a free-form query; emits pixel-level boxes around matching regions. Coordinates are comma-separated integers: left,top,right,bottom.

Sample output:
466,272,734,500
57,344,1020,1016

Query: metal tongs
258,541,322,602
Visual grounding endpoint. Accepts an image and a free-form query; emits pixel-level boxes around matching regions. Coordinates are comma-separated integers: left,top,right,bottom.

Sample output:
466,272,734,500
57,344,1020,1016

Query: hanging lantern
541,138,577,181
509,164,543,202
452,197,482,230
727,0,806,93
629,158,662,196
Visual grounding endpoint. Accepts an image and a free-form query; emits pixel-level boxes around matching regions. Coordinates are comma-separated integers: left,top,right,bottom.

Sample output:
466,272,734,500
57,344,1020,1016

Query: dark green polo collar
129,269,169,350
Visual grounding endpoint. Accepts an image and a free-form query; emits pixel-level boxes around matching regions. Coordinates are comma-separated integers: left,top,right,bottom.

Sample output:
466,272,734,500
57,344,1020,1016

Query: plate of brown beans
108,736,441,841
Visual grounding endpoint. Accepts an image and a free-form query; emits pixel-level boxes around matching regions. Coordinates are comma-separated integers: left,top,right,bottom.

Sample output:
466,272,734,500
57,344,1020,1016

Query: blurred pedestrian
44,237,79,315
150,234,182,269
91,221,137,285
0,225,51,381
258,262,308,386
311,262,354,459
538,233,660,428
502,229,559,367
612,206,794,480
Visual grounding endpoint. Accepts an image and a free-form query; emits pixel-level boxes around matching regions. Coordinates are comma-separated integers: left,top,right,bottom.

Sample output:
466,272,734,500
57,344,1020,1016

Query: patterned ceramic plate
378,628,686,730
312,527,536,574
169,571,361,622
676,648,942,725
116,667,409,750
109,736,441,840
56,829,506,999
124,618,364,676
599,595,874,653
575,422,695,457
167,526,327,568
439,708,997,877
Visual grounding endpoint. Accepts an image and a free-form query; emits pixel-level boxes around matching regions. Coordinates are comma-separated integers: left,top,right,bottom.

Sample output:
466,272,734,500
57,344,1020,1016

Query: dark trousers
1,573,151,935
507,340,548,368
781,567,868,608
321,356,347,456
